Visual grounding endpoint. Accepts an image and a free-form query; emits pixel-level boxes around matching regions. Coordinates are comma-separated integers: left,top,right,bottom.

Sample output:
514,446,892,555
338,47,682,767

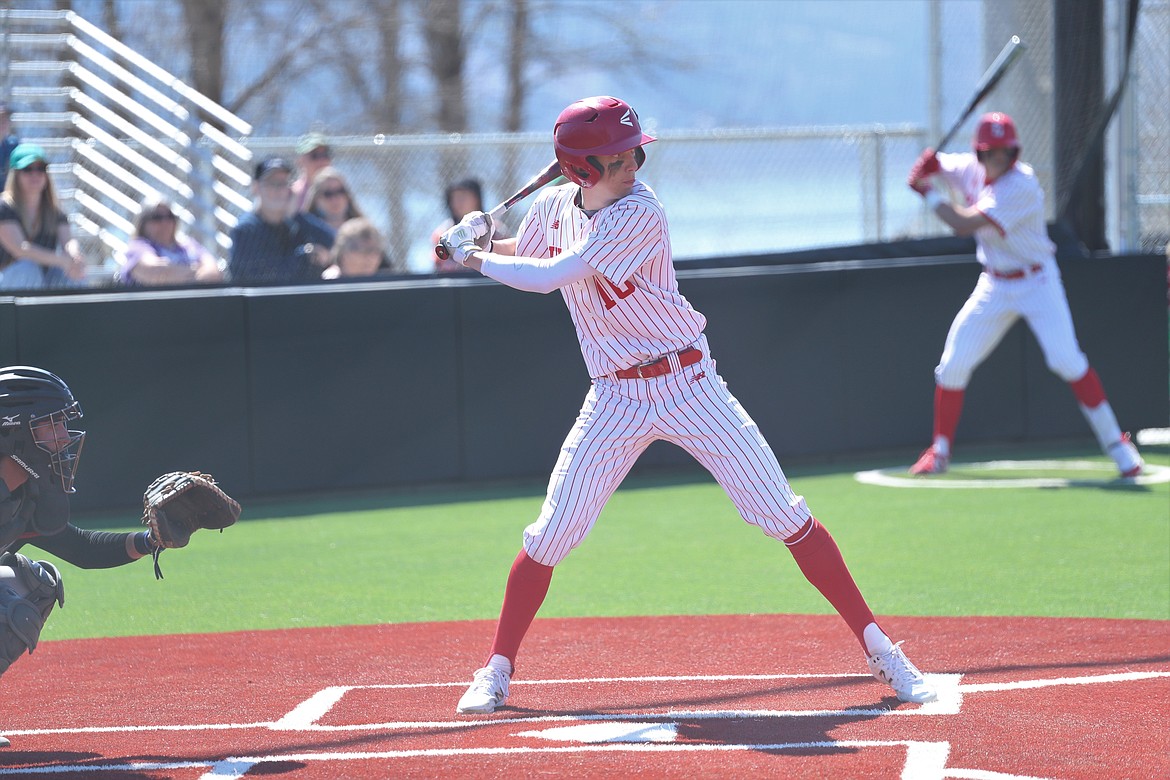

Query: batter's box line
270,673,964,731
5,670,1163,742
272,669,1170,732
0,741,958,780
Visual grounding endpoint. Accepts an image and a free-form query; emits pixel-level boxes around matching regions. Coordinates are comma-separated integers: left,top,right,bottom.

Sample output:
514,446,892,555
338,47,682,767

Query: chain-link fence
3,0,1166,287
1132,0,1169,254
247,125,930,275
244,0,1169,277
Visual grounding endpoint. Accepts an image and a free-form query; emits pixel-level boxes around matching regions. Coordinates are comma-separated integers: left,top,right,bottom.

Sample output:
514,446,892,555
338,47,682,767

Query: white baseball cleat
1108,433,1143,478
456,665,511,714
909,447,948,476
867,641,938,703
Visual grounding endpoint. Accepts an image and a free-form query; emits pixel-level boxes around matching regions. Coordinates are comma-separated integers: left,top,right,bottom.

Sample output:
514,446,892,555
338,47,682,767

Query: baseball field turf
39,438,1170,641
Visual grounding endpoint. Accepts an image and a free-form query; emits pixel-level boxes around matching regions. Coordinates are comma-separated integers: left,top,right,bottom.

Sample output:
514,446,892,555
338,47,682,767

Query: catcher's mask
553,96,656,189
0,366,86,493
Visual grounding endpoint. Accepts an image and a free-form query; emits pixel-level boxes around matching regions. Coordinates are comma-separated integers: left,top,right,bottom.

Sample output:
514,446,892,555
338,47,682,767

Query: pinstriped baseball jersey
515,181,706,378
931,152,1089,388
936,153,1056,274
509,178,812,567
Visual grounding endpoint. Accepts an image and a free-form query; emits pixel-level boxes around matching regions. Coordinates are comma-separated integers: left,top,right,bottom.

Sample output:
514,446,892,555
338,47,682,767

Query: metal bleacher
0,8,253,285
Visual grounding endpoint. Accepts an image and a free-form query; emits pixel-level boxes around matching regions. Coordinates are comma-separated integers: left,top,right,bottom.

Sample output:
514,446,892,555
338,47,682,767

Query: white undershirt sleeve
478,251,595,294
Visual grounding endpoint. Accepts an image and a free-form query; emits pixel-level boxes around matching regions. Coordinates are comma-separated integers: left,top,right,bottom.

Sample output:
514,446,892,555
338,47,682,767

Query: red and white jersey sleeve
515,181,706,378
936,152,1055,272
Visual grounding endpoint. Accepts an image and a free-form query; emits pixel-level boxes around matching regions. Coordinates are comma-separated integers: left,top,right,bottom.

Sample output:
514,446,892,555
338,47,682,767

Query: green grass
37,442,1170,641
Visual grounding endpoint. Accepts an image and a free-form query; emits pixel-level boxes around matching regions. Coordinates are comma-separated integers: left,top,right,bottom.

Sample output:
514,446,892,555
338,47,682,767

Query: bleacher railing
1,8,252,278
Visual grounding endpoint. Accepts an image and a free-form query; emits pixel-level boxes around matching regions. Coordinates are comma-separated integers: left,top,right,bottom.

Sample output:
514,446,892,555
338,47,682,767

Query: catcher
0,366,240,749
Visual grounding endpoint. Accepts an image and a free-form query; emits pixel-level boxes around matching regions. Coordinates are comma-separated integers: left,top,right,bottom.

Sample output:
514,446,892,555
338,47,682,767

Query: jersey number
594,277,636,310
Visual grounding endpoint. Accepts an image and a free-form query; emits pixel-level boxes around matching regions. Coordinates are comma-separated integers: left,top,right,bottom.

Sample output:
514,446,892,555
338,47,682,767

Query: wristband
132,530,157,556
924,189,944,210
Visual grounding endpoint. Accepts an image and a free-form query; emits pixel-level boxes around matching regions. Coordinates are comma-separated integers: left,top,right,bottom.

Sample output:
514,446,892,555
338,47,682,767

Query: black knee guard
0,552,65,676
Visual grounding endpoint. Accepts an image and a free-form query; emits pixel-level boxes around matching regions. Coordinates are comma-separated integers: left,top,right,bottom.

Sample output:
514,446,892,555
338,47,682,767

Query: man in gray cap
228,157,334,285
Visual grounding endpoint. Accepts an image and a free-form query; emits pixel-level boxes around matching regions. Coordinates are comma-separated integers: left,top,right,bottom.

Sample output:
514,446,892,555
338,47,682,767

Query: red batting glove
907,148,940,197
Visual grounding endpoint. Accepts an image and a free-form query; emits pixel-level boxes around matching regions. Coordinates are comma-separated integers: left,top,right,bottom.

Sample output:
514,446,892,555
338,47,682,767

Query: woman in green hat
0,144,88,290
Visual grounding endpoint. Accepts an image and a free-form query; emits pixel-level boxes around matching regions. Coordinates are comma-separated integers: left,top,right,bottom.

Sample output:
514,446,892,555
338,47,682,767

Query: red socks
934,385,965,447
786,517,878,652
1069,367,1107,408
488,549,555,671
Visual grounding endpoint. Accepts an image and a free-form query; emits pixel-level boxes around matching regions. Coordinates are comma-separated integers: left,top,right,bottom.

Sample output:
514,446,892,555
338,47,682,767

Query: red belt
989,264,1043,280
615,348,703,379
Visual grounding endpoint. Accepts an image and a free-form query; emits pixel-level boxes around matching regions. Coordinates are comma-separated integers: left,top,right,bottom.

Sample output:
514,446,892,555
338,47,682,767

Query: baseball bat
933,35,1025,152
434,159,564,261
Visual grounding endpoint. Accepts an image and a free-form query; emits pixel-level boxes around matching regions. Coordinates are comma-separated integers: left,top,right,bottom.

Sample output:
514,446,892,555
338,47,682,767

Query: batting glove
907,148,941,197
461,210,494,246
439,222,484,266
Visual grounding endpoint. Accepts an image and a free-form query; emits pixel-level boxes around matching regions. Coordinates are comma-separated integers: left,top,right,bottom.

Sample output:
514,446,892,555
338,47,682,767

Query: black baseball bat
435,160,564,261
933,35,1026,152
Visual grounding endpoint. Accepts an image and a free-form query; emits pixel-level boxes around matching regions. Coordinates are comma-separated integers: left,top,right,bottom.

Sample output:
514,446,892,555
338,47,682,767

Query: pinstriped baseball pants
522,348,813,567
935,268,1089,388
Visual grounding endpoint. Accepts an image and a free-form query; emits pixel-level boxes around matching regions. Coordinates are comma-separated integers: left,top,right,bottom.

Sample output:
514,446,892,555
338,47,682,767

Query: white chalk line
0,741,954,779
3,670,1166,778
855,459,1170,488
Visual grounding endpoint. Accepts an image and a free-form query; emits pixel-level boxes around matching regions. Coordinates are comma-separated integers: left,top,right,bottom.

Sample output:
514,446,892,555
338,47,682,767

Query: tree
179,0,226,108
423,0,466,133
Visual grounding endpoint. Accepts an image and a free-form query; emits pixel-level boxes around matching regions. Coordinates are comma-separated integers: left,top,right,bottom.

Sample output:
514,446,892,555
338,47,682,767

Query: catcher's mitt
142,471,241,578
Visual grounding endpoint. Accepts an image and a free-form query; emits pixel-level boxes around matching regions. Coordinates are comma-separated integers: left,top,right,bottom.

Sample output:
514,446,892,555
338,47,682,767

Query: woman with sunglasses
117,195,224,286
289,132,333,215
306,167,364,232
0,144,88,290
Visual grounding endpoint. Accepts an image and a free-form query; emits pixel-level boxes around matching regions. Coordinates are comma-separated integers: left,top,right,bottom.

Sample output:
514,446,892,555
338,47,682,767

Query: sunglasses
146,212,177,222
19,164,48,174
307,148,332,160
320,187,347,199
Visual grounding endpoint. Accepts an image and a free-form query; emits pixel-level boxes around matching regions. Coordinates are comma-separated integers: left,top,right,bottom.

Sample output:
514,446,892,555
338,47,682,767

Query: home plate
517,721,680,743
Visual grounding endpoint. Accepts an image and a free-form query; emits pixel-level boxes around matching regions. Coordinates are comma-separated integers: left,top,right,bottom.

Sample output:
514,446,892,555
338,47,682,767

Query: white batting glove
439,222,484,266
461,211,494,248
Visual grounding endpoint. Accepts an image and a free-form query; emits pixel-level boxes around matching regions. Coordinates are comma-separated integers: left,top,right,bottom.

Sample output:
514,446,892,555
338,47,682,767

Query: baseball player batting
439,95,937,716
906,112,1144,478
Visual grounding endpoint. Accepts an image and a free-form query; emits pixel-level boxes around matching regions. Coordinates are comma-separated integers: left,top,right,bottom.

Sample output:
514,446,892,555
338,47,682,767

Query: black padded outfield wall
1,254,1165,512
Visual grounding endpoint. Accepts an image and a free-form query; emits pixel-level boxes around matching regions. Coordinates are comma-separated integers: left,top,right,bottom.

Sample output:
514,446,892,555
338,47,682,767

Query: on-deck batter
439,95,937,715
906,112,1144,477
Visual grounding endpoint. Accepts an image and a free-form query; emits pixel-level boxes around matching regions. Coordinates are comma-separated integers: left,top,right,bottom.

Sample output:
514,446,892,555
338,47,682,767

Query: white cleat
456,665,511,714
867,641,938,703
1108,433,1144,478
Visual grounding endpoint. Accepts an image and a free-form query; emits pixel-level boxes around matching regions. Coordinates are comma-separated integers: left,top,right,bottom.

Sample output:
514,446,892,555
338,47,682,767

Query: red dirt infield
1,614,1167,779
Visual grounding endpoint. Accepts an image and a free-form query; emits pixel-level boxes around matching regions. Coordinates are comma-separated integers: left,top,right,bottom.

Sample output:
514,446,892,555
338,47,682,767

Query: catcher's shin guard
0,552,65,676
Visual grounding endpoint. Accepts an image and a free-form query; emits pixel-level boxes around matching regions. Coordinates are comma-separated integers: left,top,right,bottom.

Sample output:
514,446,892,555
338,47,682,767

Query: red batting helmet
553,96,656,188
974,112,1020,152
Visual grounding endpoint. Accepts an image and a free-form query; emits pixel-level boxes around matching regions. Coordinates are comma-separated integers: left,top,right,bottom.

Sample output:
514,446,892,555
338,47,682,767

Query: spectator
0,102,19,189
0,144,87,290
322,217,399,279
116,195,224,286
430,178,509,273
307,167,364,231
289,132,333,215
228,157,334,285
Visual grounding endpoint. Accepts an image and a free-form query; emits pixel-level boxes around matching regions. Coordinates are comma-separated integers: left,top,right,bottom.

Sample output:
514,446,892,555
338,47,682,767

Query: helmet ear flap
584,155,605,180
